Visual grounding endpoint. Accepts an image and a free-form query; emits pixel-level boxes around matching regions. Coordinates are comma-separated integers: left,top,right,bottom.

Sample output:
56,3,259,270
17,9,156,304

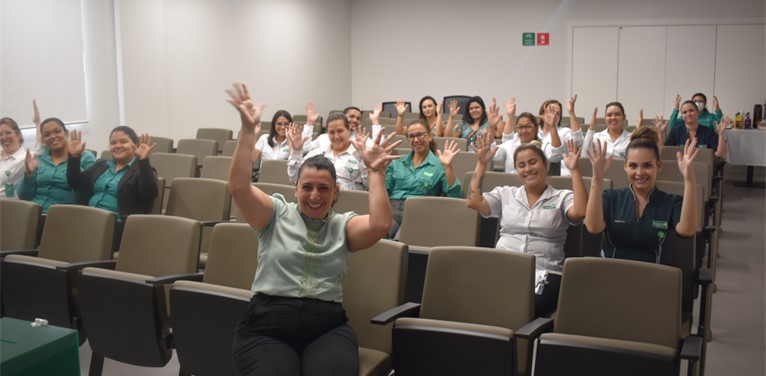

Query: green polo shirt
18,150,96,213
602,186,682,265
669,108,723,129
385,151,462,200
90,158,136,222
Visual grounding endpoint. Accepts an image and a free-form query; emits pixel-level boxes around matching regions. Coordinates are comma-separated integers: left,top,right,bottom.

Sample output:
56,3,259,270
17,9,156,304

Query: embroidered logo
652,220,668,230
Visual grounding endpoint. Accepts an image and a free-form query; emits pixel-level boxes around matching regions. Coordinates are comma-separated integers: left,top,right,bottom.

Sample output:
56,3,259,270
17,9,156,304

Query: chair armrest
703,225,717,234
1,249,39,258
201,220,228,227
56,260,117,271
697,267,713,285
515,317,554,340
680,335,703,361
146,272,204,285
371,302,421,325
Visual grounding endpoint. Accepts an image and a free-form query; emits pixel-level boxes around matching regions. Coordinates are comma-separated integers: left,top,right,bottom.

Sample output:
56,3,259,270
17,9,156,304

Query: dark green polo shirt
602,186,682,265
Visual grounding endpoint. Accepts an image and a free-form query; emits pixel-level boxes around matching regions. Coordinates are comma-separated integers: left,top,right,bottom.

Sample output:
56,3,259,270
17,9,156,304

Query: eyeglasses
407,132,427,141
516,125,534,131
274,122,290,127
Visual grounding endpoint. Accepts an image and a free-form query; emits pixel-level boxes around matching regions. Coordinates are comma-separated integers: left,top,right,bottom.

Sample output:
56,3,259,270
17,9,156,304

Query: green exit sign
522,32,535,46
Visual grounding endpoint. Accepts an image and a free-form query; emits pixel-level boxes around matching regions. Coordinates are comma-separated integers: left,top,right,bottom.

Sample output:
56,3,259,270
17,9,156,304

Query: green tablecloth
0,317,79,376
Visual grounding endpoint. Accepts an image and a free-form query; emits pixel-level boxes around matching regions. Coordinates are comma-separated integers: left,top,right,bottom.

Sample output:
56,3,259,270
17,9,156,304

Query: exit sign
522,32,550,47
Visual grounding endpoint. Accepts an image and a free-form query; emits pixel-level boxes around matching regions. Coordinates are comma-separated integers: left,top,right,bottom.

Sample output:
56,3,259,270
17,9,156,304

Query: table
724,129,766,187
0,317,80,376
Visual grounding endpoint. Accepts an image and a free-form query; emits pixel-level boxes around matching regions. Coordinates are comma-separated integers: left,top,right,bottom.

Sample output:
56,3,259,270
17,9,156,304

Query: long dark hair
419,96,438,121
268,110,292,148
463,96,488,125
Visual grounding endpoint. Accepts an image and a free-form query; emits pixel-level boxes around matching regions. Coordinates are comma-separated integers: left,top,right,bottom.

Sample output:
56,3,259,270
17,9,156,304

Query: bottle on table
744,112,752,129
735,112,743,129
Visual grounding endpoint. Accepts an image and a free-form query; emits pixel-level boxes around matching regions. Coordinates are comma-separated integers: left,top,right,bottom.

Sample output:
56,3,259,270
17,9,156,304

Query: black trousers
232,294,359,376
535,273,562,318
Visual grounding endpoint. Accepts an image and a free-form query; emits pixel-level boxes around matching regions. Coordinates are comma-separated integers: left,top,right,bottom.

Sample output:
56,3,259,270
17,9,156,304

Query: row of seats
0,203,706,375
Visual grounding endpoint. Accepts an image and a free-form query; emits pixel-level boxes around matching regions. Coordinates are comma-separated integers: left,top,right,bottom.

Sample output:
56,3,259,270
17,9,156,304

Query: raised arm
669,94,683,129
444,100,460,138
486,97,503,138
714,117,729,159
544,103,563,148
346,132,402,251
584,140,612,234
466,131,496,216
226,83,273,231
394,100,409,135
563,139,586,222
653,116,668,145
33,99,42,144
434,100,444,137
581,107,598,157
436,139,459,187
66,130,90,190
675,138,698,237
567,94,583,133
286,123,311,184
502,97,517,137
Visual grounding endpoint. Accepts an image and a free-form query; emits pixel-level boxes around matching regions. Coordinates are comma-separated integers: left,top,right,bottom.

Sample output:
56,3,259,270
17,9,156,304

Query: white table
725,129,766,187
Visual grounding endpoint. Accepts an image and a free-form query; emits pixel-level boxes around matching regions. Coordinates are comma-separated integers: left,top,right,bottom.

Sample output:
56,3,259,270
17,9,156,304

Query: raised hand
448,99,460,118
24,149,38,175
474,130,497,166
487,97,502,127
716,116,731,135
674,94,682,109
437,139,460,167
32,99,41,125
543,103,560,129
713,96,720,111
677,137,699,181
562,138,581,171
287,123,308,151
135,133,157,160
504,96,517,117
588,107,599,131
354,131,402,172
395,100,409,116
567,94,578,115
355,124,370,146
653,116,668,135
436,100,444,115
226,83,265,130
587,139,613,180
306,102,318,125
636,109,644,128
370,103,382,125
67,130,85,157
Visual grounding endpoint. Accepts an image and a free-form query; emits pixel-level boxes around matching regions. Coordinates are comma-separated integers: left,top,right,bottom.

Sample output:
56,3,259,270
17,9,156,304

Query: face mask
695,101,705,112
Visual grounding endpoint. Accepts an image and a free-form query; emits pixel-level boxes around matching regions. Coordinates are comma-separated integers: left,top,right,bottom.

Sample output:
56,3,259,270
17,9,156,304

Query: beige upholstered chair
0,198,40,251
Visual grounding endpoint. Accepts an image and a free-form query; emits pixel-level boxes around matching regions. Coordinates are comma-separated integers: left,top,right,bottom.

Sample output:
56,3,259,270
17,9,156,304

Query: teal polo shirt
18,150,96,213
90,158,136,222
665,123,719,150
669,108,723,129
602,186,683,265
385,151,462,200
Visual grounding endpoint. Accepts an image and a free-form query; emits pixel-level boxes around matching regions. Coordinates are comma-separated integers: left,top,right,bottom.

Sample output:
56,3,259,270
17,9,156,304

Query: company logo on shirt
652,220,668,230
542,204,556,209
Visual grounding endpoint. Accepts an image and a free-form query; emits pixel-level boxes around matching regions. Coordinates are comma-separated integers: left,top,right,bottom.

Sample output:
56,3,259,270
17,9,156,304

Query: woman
492,96,555,173
386,119,462,239
394,96,443,136
18,117,97,213
537,96,584,176
664,100,728,159
226,82,400,375
467,132,586,317
581,102,642,160
288,111,370,191
253,110,292,163
444,96,503,147
669,93,723,129
585,128,698,265
67,126,159,222
0,117,27,198
304,104,378,153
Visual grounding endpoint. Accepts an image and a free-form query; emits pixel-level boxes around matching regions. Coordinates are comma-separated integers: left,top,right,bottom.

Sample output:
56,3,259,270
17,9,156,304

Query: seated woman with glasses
491,97,564,173
252,109,292,165
385,119,462,239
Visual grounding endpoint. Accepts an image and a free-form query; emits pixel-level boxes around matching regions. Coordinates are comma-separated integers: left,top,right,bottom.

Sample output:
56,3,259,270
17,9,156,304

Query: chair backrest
577,158,593,177
555,258,682,349
382,102,410,118
658,161,711,201
399,197,479,247
333,189,369,215
151,152,197,188
655,180,705,232
177,139,218,167
38,205,115,262
433,137,468,152
449,152,485,185
462,171,523,198
421,246,535,330
98,150,113,161
151,136,174,153
343,240,407,354
116,215,201,276
200,156,232,181
221,140,238,157
166,178,231,221
203,223,258,289
0,199,41,250
442,96,473,116
258,159,291,185
150,177,165,214
546,176,613,194
196,128,233,153
602,159,630,188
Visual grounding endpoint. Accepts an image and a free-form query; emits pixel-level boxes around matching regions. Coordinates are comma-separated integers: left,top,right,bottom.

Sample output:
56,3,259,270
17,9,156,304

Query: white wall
350,0,765,118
